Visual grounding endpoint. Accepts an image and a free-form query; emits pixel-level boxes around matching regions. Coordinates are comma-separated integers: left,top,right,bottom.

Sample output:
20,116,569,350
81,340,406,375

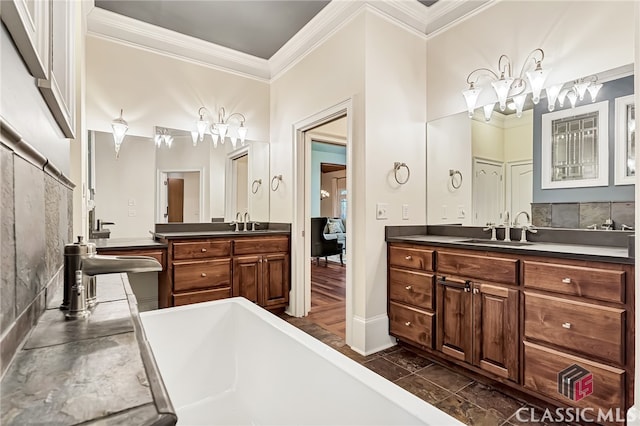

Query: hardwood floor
308,260,346,339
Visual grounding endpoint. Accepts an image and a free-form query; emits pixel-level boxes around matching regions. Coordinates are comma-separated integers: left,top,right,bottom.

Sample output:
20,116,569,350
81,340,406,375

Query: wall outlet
457,205,465,219
376,203,389,220
402,204,409,220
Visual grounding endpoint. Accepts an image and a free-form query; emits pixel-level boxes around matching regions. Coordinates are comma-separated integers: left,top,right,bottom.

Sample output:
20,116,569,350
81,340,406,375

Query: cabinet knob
405,285,412,291
561,277,571,284
405,255,412,260
201,272,207,277
473,288,479,294
264,258,268,263
201,248,207,252
404,321,411,327
259,259,263,263
562,322,571,329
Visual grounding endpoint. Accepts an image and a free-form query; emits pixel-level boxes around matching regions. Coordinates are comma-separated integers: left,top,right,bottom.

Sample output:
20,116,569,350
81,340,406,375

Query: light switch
376,203,389,220
128,209,136,217
457,205,465,219
128,198,136,206
402,204,409,220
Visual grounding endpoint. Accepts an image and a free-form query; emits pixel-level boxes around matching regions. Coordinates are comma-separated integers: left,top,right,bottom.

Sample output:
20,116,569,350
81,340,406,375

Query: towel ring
449,169,463,189
393,162,410,185
251,179,262,194
271,175,283,191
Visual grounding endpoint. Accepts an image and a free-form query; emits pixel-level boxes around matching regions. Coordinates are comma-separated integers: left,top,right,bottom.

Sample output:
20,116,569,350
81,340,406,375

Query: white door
472,158,504,226
507,161,533,218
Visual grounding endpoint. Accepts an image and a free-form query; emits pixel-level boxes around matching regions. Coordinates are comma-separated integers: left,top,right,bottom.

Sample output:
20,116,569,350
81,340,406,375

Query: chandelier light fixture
111,109,128,158
196,106,248,149
550,75,603,111
154,127,174,148
462,48,550,120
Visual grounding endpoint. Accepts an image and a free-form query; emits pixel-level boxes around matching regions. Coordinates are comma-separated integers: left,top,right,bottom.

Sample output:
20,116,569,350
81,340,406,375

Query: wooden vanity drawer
389,246,434,272
173,240,231,260
389,301,434,349
389,268,434,310
173,259,231,292
173,287,231,306
524,292,625,365
437,251,518,285
523,261,625,303
233,237,289,255
523,341,625,420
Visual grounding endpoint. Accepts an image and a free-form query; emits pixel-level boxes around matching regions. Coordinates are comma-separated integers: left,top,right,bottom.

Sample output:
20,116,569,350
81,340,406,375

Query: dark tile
362,357,411,382
416,363,473,392
88,403,159,426
14,157,46,314
550,203,579,228
436,394,504,425
46,269,64,310
66,187,73,242
611,202,634,229
395,374,453,404
458,382,525,420
0,292,44,376
383,347,433,372
578,202,610,229
531,203,551,227
1,147,16,333
45,174,62,281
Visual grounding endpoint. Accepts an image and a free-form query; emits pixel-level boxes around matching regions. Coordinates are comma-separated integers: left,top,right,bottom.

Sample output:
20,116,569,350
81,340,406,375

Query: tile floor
280,314,571,426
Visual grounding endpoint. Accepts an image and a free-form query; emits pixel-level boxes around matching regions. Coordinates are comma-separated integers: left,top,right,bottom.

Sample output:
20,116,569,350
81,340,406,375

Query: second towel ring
449,169,463,189
251,179,262,194
393,162,410,185
271,175,283,191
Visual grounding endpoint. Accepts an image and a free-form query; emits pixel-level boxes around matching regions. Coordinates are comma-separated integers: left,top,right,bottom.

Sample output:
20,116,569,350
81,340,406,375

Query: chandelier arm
497,54,512,78
226,112,247,124
517,48,545,79
509,78,527,97
466,67,501,85
198,106,211,119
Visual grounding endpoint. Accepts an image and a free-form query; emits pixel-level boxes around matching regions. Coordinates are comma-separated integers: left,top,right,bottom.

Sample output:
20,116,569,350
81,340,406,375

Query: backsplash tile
611,202,635,230
579,202,610,229
531,204,551,227
533,201,635,230
551,203,579,228
1,147,16,333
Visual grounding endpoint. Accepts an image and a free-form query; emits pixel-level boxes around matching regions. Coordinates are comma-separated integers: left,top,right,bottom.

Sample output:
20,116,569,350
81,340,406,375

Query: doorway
157,170,204,223
472,158,505,225
290,99,353,346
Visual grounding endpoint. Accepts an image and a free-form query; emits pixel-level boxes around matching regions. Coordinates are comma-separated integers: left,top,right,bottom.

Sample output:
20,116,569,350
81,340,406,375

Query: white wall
426,1,636,121
504,110,533,163
235,155,248,215
427,112,472,225
94,131,155,237
472,117,505,162
182,172,200,222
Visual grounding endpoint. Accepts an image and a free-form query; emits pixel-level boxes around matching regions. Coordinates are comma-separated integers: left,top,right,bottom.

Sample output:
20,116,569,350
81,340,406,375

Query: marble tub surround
0,273,177,425
0,141,73,377
532,201,635,230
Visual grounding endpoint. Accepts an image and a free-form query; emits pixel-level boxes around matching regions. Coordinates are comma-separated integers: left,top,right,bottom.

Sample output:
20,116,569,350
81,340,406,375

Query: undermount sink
460,239,533,247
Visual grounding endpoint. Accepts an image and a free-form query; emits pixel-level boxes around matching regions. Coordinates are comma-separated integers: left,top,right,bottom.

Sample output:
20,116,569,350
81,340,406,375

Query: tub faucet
243,212,250,232
503,211,511,242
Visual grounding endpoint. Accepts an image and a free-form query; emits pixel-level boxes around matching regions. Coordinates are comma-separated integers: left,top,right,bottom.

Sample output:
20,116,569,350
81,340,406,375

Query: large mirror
89,129,270,238
427,66,635,230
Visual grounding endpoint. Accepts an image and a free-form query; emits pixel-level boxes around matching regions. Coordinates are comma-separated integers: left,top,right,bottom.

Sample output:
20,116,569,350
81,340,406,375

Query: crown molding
86,7,271,81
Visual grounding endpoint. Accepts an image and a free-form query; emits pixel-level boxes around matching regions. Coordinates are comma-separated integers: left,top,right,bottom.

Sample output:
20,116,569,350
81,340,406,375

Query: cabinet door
473,283,518,381
233,255,261,304
436,277,472,363
261,254,289,308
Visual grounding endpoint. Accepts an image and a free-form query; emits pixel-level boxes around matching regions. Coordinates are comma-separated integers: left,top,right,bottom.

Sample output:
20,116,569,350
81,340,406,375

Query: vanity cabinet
387,242,634,420
160,235,290,311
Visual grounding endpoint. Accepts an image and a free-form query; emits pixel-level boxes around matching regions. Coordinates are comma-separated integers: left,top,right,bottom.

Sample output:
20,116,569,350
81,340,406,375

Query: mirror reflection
427,66,635,230
89,129,269,238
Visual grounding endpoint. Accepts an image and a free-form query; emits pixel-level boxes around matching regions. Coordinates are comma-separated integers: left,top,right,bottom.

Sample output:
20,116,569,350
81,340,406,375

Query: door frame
505,160,533,215
224,145,250,222
156,168,205,223
290,98,353,345
472,157,505,225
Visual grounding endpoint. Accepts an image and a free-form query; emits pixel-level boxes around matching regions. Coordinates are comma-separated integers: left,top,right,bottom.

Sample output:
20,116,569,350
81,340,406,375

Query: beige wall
503,111,533,163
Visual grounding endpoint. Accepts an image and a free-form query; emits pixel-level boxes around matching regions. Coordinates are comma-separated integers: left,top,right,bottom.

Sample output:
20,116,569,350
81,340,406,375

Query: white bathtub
140,297,462,425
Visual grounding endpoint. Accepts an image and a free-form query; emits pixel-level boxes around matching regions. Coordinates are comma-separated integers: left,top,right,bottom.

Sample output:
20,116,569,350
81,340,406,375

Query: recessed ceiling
95,0,331,59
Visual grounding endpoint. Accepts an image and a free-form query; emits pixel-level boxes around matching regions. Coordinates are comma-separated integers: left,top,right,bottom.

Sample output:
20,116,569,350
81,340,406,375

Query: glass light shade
462,86,482,118
111,114,128,158
237,124,248,143
526,67,550,104
217,123,228,143
545,84,563,112
154,134,162,148
165,135,173,148
557,89,569,107
230,135,237,149
587,83,603,102
566,90,578,108
483,103,495,122
191,130,198,146
196,118,209,142
573,81,590,101
212,134,218,149
491,78,514,111
513,94,527,118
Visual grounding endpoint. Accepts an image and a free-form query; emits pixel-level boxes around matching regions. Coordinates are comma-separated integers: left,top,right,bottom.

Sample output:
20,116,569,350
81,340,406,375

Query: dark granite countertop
91,237,168,250
154,229,291,239
386,225,633,265
0,273,176,425
153,222,291,240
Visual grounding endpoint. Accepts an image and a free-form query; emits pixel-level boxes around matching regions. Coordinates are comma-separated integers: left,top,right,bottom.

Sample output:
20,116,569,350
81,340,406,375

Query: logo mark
558,364,593,401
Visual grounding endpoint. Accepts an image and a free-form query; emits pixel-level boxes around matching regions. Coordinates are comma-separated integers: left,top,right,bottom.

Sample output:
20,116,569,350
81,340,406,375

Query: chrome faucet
621,224,634,231
513,211,530,227
512,210,537,243
243,211,250,232
503,211,511,242
230,212,242,231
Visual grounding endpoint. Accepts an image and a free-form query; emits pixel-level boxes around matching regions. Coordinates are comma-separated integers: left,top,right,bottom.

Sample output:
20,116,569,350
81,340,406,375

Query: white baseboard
350,313,397,356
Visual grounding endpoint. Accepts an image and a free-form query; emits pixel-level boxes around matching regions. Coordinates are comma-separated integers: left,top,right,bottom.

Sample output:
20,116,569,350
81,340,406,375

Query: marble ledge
0,273,176,425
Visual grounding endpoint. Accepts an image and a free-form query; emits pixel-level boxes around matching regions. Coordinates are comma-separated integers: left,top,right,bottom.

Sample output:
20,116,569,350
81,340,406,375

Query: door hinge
302,230,305,237
164,180,168,186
